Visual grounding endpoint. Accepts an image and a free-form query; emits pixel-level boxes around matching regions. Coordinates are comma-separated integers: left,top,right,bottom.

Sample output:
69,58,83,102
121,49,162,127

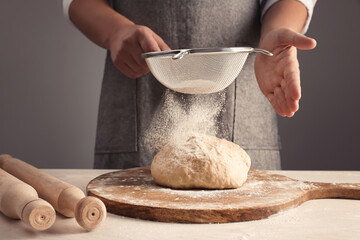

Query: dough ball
151,135,251,189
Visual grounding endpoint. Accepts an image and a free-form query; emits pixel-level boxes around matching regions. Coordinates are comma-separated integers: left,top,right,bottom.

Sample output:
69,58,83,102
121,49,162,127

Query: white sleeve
62,0,74,20
259,0,317,34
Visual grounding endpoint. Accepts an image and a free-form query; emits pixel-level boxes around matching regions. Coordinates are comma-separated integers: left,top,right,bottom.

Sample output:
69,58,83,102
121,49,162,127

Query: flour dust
143,90,226,155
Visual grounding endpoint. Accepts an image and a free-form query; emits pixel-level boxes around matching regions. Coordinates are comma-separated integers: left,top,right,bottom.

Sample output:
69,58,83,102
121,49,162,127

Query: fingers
267,75,300,117
121,50,149,77
111,25,170,79
111,42,149,79
271,46,301,115
153,33,171,51
138,28,162,53
268,90,298,117
284,68,301,102
121,62,141,79
136,26,171,52
112,53,147,79
274,86,288,116
277,28,317,50
258,28,314,117
276,47,301,101
269,81,299,117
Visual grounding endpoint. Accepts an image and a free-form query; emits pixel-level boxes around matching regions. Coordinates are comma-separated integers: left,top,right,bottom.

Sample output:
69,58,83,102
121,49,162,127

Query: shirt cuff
260,0,317,34
62,0,74,21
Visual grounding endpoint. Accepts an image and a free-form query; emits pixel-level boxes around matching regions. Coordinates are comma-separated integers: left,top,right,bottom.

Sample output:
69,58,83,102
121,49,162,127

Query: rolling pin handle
0,168,56,231
58,187,107,230
21,198,56,231
0,154,107,231
75,196,107,231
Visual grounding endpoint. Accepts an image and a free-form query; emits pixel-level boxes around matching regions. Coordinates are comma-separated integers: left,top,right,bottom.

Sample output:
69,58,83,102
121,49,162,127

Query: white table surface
1,169,359,240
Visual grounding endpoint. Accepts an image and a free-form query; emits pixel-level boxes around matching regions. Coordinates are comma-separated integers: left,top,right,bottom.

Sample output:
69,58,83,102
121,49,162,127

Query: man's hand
255,28,316,117
109,25,170,79
69,0,170,79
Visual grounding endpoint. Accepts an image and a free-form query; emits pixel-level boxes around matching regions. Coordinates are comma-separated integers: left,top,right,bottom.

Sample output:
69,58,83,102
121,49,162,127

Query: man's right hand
109,25,170,79
69,0,170,79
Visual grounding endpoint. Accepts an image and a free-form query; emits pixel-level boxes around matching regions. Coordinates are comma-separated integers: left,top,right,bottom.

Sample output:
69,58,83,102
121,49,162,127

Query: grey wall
0,1,105,168
279,0,360,170
0,1,359,169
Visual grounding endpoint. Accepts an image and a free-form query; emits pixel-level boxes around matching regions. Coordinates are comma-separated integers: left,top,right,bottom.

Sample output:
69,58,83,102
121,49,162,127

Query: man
63,0,317,169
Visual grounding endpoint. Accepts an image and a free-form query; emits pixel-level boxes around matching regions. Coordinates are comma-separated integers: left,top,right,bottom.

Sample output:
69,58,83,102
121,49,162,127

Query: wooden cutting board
87,167,360,223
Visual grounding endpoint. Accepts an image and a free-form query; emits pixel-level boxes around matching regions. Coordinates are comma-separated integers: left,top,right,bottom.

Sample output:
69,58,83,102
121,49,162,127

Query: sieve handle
172,49,190,60
252,48,273,56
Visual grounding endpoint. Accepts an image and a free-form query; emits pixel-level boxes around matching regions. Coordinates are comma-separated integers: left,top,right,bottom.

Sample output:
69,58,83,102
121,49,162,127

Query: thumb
138,29,162,53
153,33,171,51
136,26,170,52
279,28,317,50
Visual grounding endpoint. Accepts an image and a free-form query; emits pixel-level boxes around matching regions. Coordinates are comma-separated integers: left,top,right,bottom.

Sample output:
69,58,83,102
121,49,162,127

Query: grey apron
94,0,281,170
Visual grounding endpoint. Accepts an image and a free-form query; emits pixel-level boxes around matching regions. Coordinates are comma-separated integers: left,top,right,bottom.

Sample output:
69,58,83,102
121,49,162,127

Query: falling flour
143,89,226,156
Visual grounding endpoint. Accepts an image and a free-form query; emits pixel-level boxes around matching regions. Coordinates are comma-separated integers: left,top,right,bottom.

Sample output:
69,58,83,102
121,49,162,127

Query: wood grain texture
87,167,360,223
0,168,56,230
0,154,106,231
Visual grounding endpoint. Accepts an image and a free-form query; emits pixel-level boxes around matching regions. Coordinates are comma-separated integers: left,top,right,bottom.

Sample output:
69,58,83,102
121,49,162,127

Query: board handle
306,181,360,200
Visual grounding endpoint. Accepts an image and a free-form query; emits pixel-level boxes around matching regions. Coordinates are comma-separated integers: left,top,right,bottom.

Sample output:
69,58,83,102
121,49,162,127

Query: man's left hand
255,28,316,117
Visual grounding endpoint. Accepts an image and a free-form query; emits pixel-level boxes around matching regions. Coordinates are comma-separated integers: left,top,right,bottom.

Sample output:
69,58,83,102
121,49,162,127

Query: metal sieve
142,47,272,94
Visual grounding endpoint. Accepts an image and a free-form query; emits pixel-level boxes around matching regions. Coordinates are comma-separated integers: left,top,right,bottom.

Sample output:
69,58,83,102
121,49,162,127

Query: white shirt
260,0,317,33
62,0,317,33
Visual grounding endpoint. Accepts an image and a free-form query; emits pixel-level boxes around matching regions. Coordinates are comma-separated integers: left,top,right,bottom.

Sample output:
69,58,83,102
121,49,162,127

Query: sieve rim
141,47,272,59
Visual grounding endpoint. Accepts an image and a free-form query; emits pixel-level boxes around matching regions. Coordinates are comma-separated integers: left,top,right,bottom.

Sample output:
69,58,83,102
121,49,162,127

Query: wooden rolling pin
0,168,56,230
0,154,106,231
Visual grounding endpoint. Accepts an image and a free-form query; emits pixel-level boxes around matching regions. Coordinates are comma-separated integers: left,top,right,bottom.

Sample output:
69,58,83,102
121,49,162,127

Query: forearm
69,0,134,50
255,0,316,117
261,0,308,40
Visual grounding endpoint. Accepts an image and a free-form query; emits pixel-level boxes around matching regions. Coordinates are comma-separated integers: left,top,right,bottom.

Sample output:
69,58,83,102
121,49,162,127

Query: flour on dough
151,135,251,189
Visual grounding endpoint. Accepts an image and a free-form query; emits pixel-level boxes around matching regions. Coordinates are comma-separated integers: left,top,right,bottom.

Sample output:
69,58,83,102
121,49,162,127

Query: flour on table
87,169,315,210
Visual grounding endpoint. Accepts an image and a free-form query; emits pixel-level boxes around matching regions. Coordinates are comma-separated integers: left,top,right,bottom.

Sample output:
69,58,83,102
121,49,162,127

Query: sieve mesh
143,48,271,94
